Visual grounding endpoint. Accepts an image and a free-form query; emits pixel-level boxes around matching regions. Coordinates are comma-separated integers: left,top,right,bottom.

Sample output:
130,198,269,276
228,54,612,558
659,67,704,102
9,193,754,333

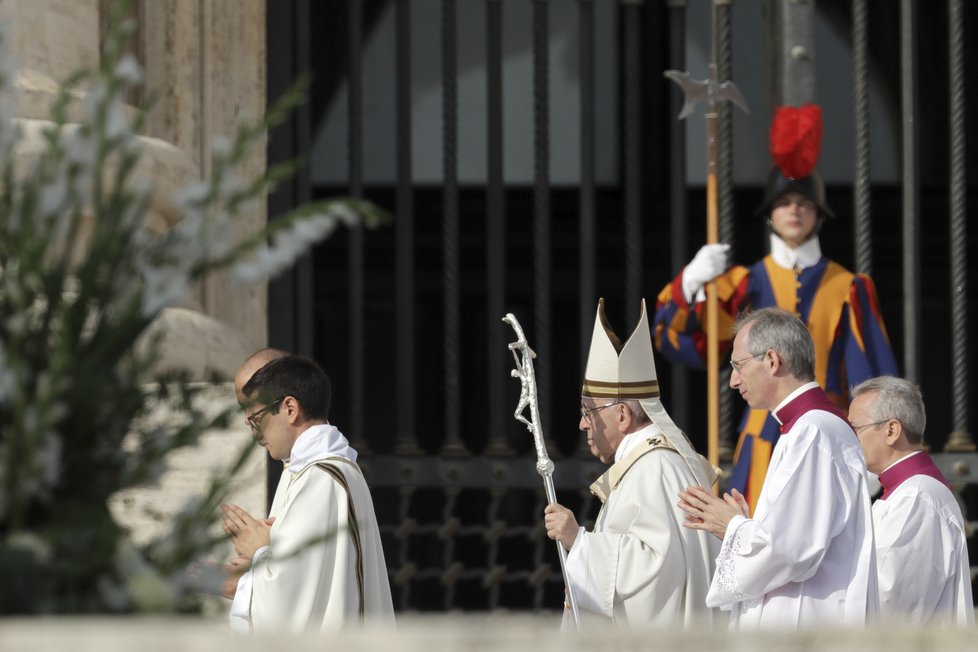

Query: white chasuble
565,428,720,629
708,385,879,629
230,425,394,632
873,453,974,625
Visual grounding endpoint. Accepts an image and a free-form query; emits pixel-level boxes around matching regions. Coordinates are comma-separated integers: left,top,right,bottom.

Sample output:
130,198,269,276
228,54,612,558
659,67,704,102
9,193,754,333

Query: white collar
879,450,924,475
286,423,358,474
771,381,820,424
769,234,822,270
614,422,664,463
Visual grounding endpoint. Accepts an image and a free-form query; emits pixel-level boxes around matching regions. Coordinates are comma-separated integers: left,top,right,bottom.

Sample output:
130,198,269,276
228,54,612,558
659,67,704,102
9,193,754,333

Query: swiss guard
652,104,898,511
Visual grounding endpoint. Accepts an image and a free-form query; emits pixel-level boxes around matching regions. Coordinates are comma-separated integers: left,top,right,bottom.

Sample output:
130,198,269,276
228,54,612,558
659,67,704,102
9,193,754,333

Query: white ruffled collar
769,233,822,270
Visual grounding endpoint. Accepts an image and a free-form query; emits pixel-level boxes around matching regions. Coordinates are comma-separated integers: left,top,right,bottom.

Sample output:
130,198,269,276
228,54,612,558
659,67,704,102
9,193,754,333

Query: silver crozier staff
502,313,581,631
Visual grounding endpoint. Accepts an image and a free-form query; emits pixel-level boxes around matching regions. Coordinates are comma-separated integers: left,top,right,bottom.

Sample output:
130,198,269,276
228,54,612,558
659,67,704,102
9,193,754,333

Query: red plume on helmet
754,103,834,219
769,104,823,179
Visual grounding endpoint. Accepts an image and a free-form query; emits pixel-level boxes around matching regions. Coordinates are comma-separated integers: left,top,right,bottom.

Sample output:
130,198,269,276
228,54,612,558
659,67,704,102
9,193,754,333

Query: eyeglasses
729,353,765,373
580,400,624,423
850,420,889,435
246,397,284,431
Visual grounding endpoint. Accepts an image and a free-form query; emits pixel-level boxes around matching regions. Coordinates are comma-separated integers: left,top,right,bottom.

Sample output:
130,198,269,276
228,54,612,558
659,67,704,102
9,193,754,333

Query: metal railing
287,0,978,611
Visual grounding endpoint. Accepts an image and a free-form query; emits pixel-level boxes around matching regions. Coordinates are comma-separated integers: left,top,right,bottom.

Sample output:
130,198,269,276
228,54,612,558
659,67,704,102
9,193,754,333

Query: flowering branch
0,1,387,614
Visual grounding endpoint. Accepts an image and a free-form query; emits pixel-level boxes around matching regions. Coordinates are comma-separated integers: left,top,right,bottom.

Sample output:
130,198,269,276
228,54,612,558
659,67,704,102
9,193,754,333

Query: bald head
235,347,289,404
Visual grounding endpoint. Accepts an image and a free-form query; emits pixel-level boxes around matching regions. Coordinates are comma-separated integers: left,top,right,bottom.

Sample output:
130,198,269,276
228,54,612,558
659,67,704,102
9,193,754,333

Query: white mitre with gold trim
583,298,716,487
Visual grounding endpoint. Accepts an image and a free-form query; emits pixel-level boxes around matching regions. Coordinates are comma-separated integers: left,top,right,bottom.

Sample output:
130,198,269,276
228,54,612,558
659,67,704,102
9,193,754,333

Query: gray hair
850,376,926,445
623,399,651,425
733,308,815,381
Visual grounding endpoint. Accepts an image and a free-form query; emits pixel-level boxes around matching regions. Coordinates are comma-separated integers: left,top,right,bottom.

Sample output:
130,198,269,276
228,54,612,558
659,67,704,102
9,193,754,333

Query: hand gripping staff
502,313,581,631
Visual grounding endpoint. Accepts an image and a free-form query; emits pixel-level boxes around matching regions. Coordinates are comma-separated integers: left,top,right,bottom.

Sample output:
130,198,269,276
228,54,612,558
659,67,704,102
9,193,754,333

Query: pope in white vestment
706,382,879,628
229,423,395,632
564,425,719,628
547,299,720,630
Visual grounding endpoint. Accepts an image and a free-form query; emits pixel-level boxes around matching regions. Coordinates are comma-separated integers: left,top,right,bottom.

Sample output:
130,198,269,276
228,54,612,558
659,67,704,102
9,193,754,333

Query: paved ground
1,615,974,652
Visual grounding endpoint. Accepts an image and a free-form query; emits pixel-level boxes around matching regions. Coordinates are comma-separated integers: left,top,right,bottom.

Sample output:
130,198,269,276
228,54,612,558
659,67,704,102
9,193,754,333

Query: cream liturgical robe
873,451,974,625
565,425,720,629
230,425,395,633
708,383,879,629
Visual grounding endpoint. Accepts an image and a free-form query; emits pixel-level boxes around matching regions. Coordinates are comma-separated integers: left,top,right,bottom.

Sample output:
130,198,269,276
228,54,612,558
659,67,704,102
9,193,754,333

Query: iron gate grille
263,0,978,612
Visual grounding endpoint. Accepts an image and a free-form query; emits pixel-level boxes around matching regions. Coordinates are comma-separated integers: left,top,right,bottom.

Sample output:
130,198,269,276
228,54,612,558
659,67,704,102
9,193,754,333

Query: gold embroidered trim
581,379,660,399
316,461,366,621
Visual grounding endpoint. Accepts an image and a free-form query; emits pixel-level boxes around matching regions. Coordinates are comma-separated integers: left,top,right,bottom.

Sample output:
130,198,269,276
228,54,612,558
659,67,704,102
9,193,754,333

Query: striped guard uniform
653,238,898,511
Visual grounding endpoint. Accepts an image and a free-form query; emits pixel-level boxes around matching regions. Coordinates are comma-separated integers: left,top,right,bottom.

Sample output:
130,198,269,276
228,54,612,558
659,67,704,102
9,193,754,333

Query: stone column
140,0,268,351
0,0,269,555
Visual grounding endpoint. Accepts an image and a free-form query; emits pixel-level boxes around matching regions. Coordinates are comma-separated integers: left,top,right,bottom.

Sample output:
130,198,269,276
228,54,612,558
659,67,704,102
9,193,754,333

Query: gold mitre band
581,379,660,400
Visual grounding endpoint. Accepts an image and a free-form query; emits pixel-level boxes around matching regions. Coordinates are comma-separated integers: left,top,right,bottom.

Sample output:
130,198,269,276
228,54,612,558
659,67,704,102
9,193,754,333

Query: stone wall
140,0,268,354
0,0,270,544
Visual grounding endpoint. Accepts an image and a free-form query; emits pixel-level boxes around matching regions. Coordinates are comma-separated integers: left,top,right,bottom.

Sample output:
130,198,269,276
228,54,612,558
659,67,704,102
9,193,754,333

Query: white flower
270,226,305,260
38,167,69,217
64,127,97,168
328,203,360,226
294,213,338,241
82,83,108,125
120,182,151,229
210,135,232,159
172,205,203,237
104,96,130,140
229,251,266,285
229,210,346,285
204,217,238,260
140,262,191,317
229,243,284,285
217,170,245,197
114,54,143,85
171,180,210,212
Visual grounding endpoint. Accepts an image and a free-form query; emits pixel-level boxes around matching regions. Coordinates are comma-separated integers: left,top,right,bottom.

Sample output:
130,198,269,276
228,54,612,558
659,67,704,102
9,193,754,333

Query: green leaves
0,1,386,614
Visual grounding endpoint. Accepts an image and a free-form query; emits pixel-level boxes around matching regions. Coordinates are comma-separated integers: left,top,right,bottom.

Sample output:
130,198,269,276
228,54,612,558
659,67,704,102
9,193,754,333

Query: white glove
681,243,730,304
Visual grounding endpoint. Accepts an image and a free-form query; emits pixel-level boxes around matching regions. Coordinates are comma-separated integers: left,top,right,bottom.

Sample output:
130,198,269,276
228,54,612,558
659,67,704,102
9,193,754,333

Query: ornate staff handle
502,313,581,631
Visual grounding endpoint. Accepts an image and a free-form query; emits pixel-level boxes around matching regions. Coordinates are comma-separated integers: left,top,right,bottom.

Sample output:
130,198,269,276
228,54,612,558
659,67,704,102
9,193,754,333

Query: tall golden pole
665,0,747,476
705,113,720,470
